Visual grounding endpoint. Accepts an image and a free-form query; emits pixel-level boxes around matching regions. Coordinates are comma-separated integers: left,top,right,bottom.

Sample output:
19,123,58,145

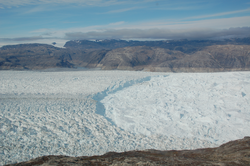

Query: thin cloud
105,7,142,14
30,29,52,33
151,0,207,10
0,0,155,8
42,32,54,36
150,1,206,11
62,21,79,24
187,8,250,20
153,6,200,10
108,21,125,26
23,6,51,14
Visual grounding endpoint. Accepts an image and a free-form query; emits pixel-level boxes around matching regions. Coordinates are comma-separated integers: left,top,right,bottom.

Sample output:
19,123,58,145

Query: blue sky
0,0,250,47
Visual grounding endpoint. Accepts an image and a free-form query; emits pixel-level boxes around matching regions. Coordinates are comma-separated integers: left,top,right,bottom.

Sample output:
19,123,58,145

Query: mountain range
0,38,250,72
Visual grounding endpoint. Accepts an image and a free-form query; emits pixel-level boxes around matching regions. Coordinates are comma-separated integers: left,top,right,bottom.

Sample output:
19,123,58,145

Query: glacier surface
0,70,249,165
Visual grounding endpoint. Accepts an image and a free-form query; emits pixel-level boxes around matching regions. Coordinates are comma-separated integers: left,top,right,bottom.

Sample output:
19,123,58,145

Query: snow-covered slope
0,70,249,165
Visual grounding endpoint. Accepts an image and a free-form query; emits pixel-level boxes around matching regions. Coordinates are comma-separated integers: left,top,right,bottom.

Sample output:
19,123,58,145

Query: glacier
0,70,249,165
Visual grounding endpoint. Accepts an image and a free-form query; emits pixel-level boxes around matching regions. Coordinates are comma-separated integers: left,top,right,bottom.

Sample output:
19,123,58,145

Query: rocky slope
5,137,250,166
0,44,109,70
0,38,250,72
96,45,250,72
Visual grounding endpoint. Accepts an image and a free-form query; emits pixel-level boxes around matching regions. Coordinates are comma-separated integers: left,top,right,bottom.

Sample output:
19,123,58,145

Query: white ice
101,72,250,143
0,70,249,165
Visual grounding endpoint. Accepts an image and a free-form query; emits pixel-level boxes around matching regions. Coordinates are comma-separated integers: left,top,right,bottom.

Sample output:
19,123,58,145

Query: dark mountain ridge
1,38,250,72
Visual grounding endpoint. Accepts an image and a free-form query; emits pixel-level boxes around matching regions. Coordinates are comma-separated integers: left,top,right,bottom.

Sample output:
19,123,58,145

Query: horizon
1,37,249,49
1,36,250,49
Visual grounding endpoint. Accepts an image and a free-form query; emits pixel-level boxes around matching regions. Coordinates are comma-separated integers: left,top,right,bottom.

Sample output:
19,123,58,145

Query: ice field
0,70,250,165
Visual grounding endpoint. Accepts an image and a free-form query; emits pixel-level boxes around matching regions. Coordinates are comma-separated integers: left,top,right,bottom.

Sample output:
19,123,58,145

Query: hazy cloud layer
61,15,250,40
1,27,250,43
0,36,51,41
65,27,250,40
0,37,68,48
